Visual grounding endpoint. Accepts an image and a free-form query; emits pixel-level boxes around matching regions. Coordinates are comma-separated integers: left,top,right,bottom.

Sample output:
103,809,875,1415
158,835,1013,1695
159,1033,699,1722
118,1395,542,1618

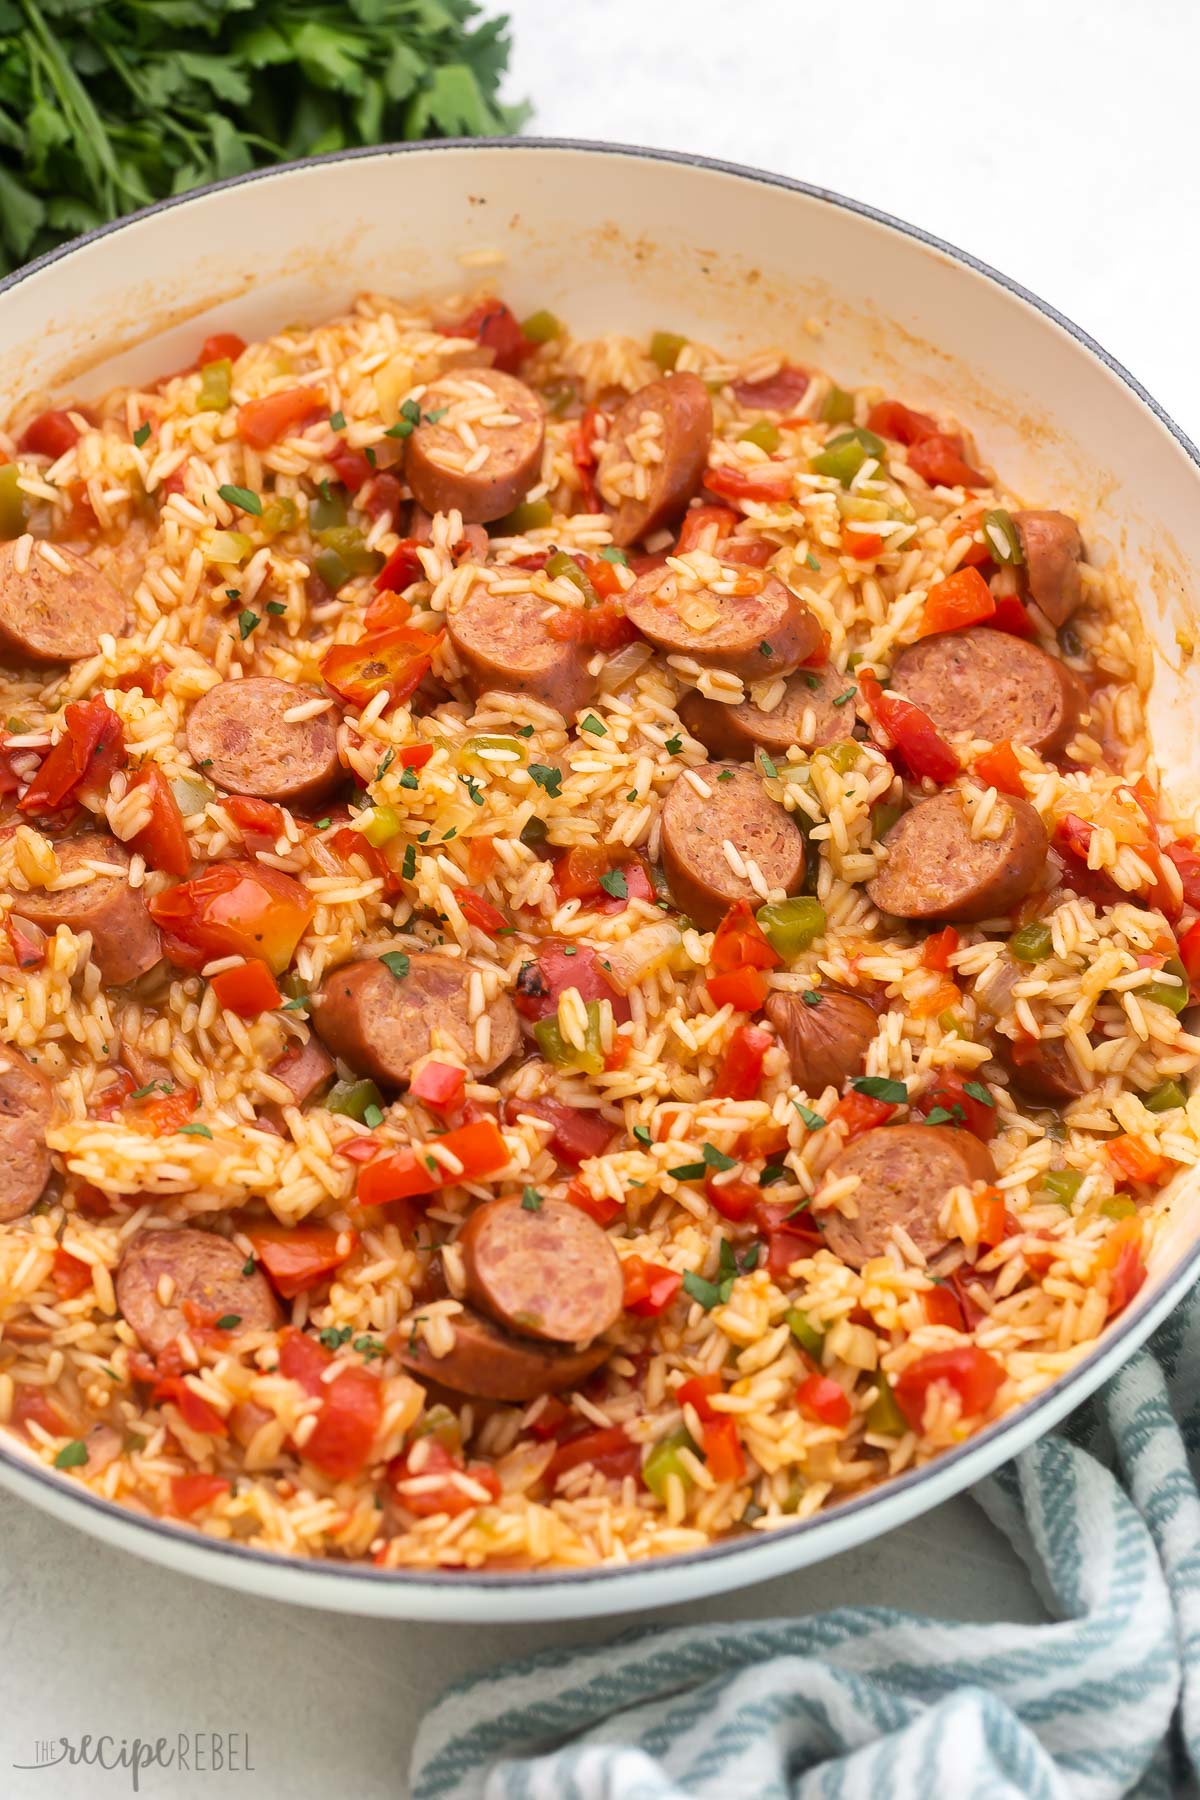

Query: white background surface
0,3,1189,1794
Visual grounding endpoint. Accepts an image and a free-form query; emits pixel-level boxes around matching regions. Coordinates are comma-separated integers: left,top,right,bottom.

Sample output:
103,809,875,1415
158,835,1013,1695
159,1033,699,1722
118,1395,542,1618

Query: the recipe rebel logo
13,1732,255,1790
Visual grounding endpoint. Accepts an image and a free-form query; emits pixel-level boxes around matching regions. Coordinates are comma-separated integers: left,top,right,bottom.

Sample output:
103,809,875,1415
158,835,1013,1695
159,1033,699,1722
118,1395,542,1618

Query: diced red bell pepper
11,1386,66,1438
545,599,635,651
142,1086,200,1135
246,1223,356,1299
763,1218,823,1281
1164,840,1200,913
676,505,737,554
410,1060,466,1115
328,442,372,494
361,471,404,524
210,958,282,1017
977,1186,1008,1247
711,899,782,972
622,1254,682,1316
438,1117,510,1179
908,434,986,489
677,1373,723,1420
128,765,190,877
706,966,770,1012
19,696,125,815
149,862,313,976
912,1070,997,1141
843,528,884,560
705,464,792,504
857,668,959,784
702,1414,746,1481
19,409,83,459
796,1373,851,1427
920,926,959,972
543,1425,641,1488
453,886,508,936
1106,1135,1167,1186
169,1472,232,1517
152,1375,228,1437
321,626,437,711
563,1176,623,1227
921,566,995,636
982,593,1037,638
1178,918,1200,1002
51,1247,93,1300
973,740,1025,797
704,1174,760,1223
237,386,324,450
6,915,45,971
923,1285,966,1330
713,1022,773,1099
278,1328,381,1480
731,367,809,411
828,1089,897,1138
198,333,246,367
224,795,286,846
892,1345,1004,1429
866,400,940,445
388,1438,501,1516
440,300,529,374
375,538,424,595
465,836,498,881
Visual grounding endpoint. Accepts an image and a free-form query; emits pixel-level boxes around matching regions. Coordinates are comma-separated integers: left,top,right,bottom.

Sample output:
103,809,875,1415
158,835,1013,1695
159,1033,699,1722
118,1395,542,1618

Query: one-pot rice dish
0,292,1196,1569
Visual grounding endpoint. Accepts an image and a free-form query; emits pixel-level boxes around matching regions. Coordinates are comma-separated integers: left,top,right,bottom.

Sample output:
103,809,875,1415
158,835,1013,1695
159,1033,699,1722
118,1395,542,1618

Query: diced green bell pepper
865,1376,907,1436
1009,922,1053,964
1041,1169,1082,1208
1100,1193,1137,1220
259,495,298,538
650,331,687,373
0,464,28,540
642,1425,699,1500
521,309,563,344
315,524,382,577
755,896,826,957
359,806,403,847
197,358,232,412
309,488,347,532
810,428,885,486
496,497,553,534
327,1078,385,1123
1142,956,1190,1014
1144,1078,1187,1113
785,1307,824,1357
533,999,604,1075
545,549,596,602
740,421,780,454
821,385,856,425
981,507,1024,565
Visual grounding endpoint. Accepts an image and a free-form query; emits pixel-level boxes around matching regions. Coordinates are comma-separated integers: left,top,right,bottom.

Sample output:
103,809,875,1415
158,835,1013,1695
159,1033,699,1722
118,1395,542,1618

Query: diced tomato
278,1328,381,1480
1052,815,1126,910
504,1090,616,1166
713,1022,773,1100
198,333,246,367
210,958,281,1017
328,442,372,494
704,1174,760,1223
19,409,83,459
603,1033,633,1072
374,538,424,595
526,1396,571,1440
142,1086,199,1135
224,795,286,846
360,471,405,523
51,1247,93,1300
113,663,169,698
921,566,996,635
320,626,437,711
923,1284,966,1330
857,668,959,784
237,386,324,450
127,765,190,877
1178,918,1200,1003
513,942,631,1025
866,400,940,446
731,367,810,411
829,1089,897,1138
397,743,434,771
912,1070,997,1141
543,1425,641,1488
6,915,45,970
440,300,529,374
622,1254,683,1316
465,836,498,882
410,1060,466,1115
551,845,650,914
796,1373,851,1427
169,1472,232,1517
763,1217,823,1281
563,1176,623,1227
892,1346,1004,1429
453,886,508,936
92,1068,136,1122
580,555,625,600
1107,1135,1167,1186
908,435,986,489
973,740,1025,796
705,464,793,504
677,1373,723,1420
1164,840,1200,913
921,926,959,973
676,505,737,554
1101,1218,1147,1318
702,1414,746,1481
11,1386,66,1438
388,1438,501,1516
977,1187,1008,1248
843,528,884,560
246,1223,356,1298
706,966,769,1011
335,1136,384,1164
711,899,783,974
152,1375,228,1437
981,593,1037,638
19,696,125,815
724,538,775,567
545,599,635,651
149,862,313,976
439,1117,510,1179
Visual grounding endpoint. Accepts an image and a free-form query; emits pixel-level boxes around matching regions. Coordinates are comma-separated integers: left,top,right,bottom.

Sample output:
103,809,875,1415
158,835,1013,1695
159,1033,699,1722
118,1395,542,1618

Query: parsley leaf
329,409,346,431
664,734,683,755
528,763,562,797
215,1314,241,1331
54,1440,88,1470
633,1125,652,1146
668,1160,707,1182
851,1075,908,1103
682,1270,722,1310
599,868,627,900
794,1102,826,1131
599,546,628,565
133,422,150,448
702,1142,736,1172
580,715,607,736
521,1186,543,1212
832,687,857,707
177,1123,213,1138
379,951,410,981
218,484,261,516
238,608,260,639
963,1080,995,1107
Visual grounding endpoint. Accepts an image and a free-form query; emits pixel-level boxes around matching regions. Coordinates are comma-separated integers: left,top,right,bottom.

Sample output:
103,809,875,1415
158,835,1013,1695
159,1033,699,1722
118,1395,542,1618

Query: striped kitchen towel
410,1282,1200,1799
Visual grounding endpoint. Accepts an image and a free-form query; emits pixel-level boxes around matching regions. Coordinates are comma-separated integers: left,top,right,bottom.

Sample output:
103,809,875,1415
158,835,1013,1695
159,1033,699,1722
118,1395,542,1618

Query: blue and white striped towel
411,1282,1200,1798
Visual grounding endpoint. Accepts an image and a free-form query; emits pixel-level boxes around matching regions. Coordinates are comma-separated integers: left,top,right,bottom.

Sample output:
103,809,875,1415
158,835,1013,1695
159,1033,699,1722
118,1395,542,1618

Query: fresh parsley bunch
0,0,528,274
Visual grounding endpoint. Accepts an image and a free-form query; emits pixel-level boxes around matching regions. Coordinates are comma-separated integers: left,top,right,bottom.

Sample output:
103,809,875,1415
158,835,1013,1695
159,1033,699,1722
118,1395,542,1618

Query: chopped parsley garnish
242,1257,257,1277
516,723,535,738
758,752,778,778
365,448,377,468
215,1314,241,1331
319,1325,352,1350
664,734,682,755
401,845,417,881
963,1080,995,1107
682,1269,722,1310
805,551,820,570
353,1336,386,1360
794,1102,826,1131
528,763,563,797
521,1186,543,1212
832,687,857,707
562,944,578,955
759,1163,788,1186
758,641,774,657
133,422,150,448
717,769,735,782
281,995,311,1011
633,1125,652,1147
599,546,629,565
599,868,627,900
702,1142,736,1172
376,749,395,780
314,817,331,831
923,1105,957,1126
459,773,484,805
54,1440,88,1469
798,670,820,689
684,1239,755,1311
580,714,606,736
668,1160,707,1182
329,409,346,431
386,398,423,439
266,600,287,615
851,1075,907,1103
225,590,240,603
801,989,822,1007
400,766,420,790
129,1080,169,1100
626,789,638,802
425,407,448,425
237,608,260,639
379,951,410,981
218,483,262,516
424,1154,439,1174
178,1122,213,1138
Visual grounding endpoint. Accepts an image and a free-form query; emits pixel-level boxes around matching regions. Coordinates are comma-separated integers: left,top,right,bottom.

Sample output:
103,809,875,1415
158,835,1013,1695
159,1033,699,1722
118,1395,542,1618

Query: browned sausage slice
406,368,544,524
116,1227,280,1358
186,678,340,809
447,589,595,717
460,1194,623,1346
313,949,520,1087
679,665,848,761
0,538,125,664
270,1034,336,1106
764,989,878,1096
625,566,823,681
0,1044,53,1223
819,1123,996,1269
600,373,713,547
867,792,1047,923
391,1304,611,1402
661,763,806,930
890,628,1086,757
14,833,161,983
993,1032,1088,1105
1011,511,1084,627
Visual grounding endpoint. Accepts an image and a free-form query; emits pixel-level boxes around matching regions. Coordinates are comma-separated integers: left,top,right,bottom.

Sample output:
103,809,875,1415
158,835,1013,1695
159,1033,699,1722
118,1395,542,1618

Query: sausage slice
186,677,340,809
764,989,877,1096
270,1034,335,1107
679,665,848,761
867,792,1047,923
600,373,713,547
0,1045,53,1223
819,1123,996,1269
661,763,806,930
625,565,823,680
406,368,544,524
1011,511,1084,627
891,628,1086,758
0,538,124,665
312,949,520,1087
447,589,595,717
14,833,161,983
116,1227,280,1358
993,1032,1088,1105
460,1194,623,1346
392,1304,611,1403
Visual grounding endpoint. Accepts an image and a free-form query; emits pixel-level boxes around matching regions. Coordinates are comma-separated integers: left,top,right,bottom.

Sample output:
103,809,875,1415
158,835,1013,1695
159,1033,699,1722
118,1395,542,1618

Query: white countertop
1,2,1191,1793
